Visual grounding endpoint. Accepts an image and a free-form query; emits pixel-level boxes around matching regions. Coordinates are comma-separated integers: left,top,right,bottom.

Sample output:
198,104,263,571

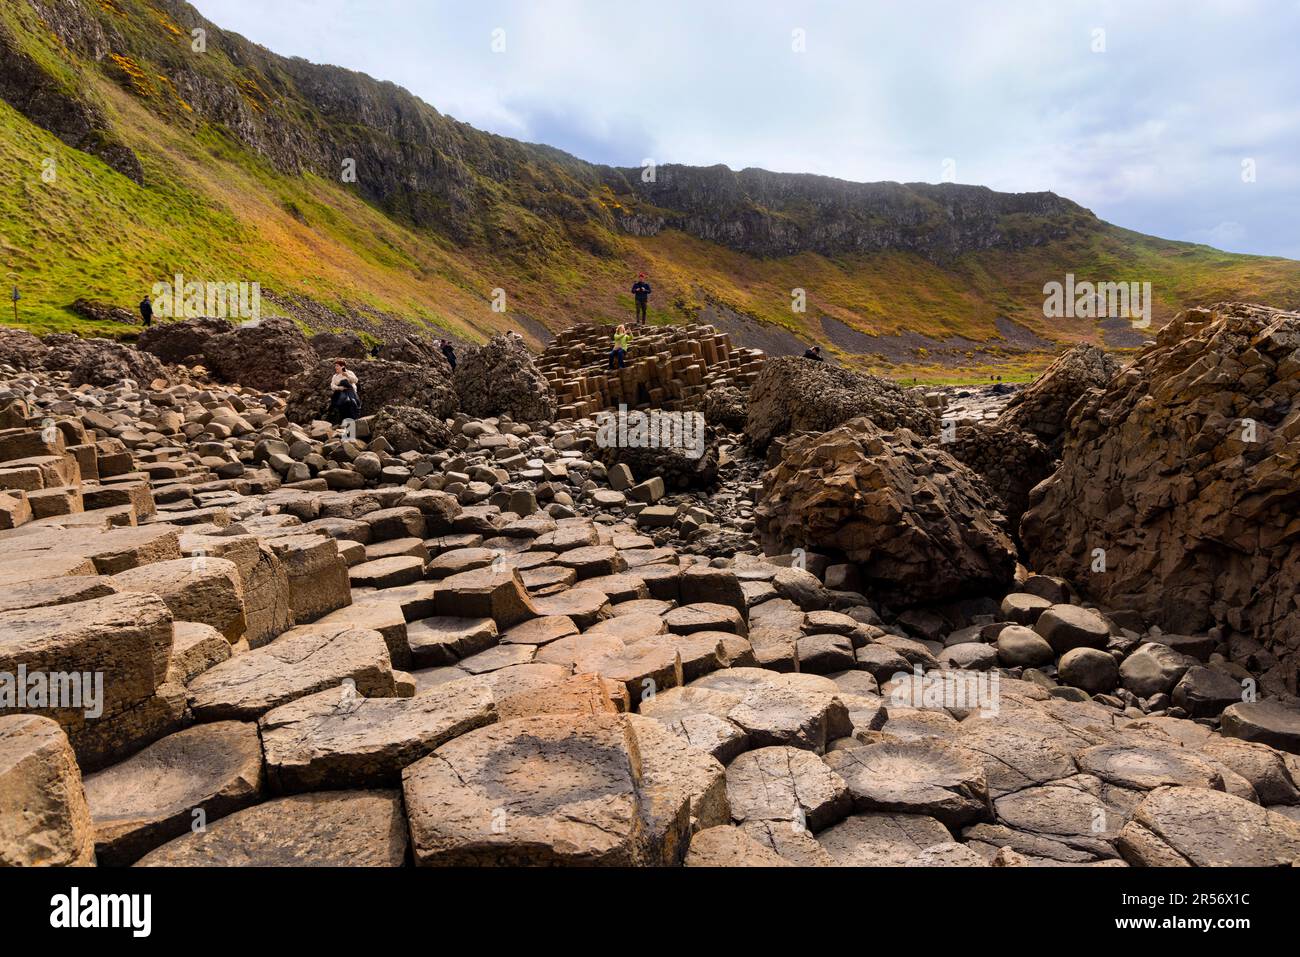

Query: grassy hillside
2,0,1298,382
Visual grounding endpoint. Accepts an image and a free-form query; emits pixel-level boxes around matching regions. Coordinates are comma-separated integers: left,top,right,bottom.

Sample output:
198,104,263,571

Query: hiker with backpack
139,294,153,327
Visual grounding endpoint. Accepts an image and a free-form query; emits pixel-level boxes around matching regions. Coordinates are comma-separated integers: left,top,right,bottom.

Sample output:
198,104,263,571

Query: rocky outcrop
702,385,748,432
308,331,367,361
203,318,317,392
369,406,453,454
0,328,48,370
286,358,458,424
138,317,233,365
998,343,1119,449
454,334,556,422
945,422,1054,528
745,357,939,450
1022,303,1300,694
756,417,1017,605
70,299,137,325
58,338,165,387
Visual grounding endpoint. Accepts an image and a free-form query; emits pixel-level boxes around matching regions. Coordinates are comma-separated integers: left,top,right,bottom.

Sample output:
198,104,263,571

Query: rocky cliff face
6,0,1099,261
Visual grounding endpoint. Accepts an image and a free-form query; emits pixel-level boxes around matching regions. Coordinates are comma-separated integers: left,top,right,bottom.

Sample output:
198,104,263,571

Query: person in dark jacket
139,295,153,327
440,339,457,370
803,345,824,362
631,274,651,325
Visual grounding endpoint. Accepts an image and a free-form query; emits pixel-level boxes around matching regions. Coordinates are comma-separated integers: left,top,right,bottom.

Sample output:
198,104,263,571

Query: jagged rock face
1022,303,1300,694
745,356,939,451
375,333,444,367
36,335,164,387
0,328,47,371
285,358,458,424
609,167,1091,259
203,318,317,392
998,343,1119,448
138,317,233,365
308,331,367,361
945,423,1054,530
702,385,748,432
454,334,556,423
756,417,1017,605
369,406,452,454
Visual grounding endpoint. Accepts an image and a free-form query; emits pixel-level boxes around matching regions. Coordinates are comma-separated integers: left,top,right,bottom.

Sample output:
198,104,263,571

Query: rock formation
454,334,556,422
745,356,939,450
1022,303,1300,695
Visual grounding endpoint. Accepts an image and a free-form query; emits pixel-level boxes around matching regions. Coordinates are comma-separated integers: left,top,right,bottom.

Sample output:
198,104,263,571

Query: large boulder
137,317,232,365
0,327,47,370
453,333,555,422
39,335,165,387
744,356,938,450
308,330,367,360
998,342,1119,448
1022,303,1300,692
203,317,317,391
756,418,1017,605
285,358,458,424
701,385,748,432
368,406,452,454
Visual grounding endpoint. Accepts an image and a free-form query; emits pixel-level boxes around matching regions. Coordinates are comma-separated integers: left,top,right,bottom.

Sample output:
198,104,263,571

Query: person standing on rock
631,274,651,325
328,359,360,424
440,338,457,370
139,294,153,327
803,345,824,362
609,324,632,369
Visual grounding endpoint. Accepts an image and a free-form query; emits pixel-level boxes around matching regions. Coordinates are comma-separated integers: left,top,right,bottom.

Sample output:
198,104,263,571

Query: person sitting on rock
803,345,824,362
440,338,457,371
139,294,153,327
328,359,360,424
609,324,632,369
631,274,651,325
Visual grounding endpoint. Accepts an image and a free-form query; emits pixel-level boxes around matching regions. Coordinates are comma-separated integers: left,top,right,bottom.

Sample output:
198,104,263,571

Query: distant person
631,274,651,325
139,295,153,327
609,324,632,369
369,343,382,359
803,345,824,362
328,359,360,424
440,338,457,370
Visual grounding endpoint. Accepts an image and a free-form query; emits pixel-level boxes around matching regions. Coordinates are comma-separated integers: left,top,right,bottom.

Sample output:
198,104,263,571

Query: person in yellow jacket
609,324,632,369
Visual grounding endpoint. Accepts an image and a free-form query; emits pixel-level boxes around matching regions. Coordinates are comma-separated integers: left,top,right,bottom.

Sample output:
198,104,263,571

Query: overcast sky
192,0,1300,259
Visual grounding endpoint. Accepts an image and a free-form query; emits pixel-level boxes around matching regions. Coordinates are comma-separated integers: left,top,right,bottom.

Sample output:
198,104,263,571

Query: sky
192,0,1300,259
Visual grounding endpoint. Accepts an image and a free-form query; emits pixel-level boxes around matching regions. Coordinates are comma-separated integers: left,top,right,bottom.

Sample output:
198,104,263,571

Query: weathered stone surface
999,343,1119,447
756,418,1015,605
83,721,263,866
114,557,247,642
407,616,498,667
1221,701,1300,755
0,592,173,768
1118,786,1300,867
817,812,954,866
1119,642,1193,699
136,791,409,866
260,676,496,791
0,715,94,867
404,714,658,866
825,740,991,827
1033,604,1110,656
434,567,539,629
726,745,851,832
684,825,792,866
1076,742,1224,792
188,625,395,720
